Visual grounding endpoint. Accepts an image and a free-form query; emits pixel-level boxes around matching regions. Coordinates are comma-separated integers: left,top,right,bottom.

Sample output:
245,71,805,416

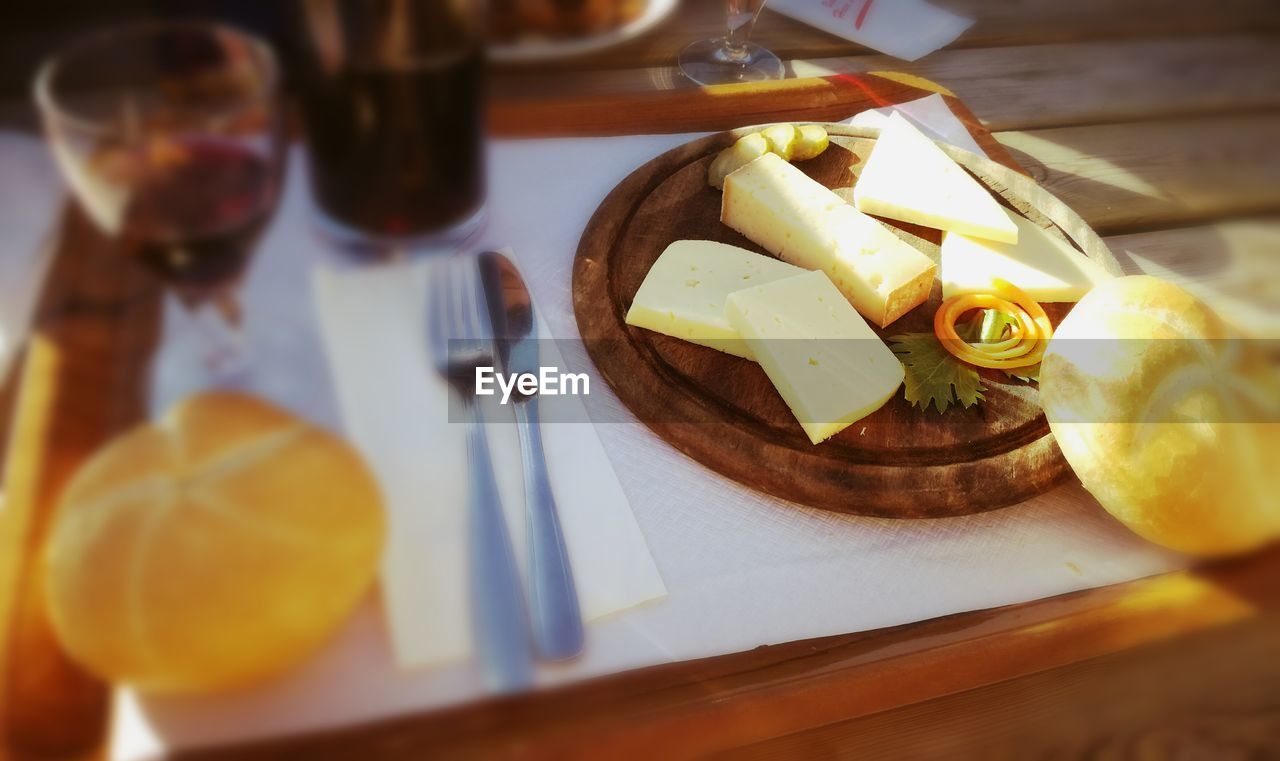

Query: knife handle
463,399,534,692
515,398,585,660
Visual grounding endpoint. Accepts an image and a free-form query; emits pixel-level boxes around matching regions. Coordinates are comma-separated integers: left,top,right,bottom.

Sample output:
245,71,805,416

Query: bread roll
1040,276,1280,556
44,392,386,693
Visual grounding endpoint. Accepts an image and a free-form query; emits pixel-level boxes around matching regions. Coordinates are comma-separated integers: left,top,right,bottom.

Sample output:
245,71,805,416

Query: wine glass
679,0,785,85
34,21,285,399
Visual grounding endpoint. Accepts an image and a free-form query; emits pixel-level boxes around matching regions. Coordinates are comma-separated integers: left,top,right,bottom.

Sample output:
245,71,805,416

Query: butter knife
479,251,585,660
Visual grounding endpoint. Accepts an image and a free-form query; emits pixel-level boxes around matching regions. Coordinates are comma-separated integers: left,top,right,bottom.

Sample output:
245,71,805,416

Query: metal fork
427,255,533,693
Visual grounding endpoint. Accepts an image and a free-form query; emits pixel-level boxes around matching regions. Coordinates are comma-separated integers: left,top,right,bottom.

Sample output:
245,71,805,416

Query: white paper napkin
847,93,988,158
312,257,666,669
769,0,973,61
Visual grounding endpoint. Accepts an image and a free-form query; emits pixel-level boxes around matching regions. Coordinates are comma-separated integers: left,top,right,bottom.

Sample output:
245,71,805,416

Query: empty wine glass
35,21,285,401
679,0,784,85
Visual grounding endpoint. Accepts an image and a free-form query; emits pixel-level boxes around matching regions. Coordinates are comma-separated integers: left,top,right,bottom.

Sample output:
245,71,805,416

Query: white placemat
70,111,1184,758
0,132,62,388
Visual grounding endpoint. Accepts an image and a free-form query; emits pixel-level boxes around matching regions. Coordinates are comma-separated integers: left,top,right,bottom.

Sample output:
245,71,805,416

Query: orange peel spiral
933,279,1053,370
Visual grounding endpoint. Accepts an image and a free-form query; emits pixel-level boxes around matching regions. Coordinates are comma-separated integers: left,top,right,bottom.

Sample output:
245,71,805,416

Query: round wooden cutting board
572,124,1121,518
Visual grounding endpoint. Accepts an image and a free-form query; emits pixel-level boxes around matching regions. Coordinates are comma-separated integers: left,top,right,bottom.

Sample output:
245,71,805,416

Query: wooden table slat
731,613,1280,760
177,547,1280,760
496,79,1280,236
494,34,1280,133
0,209,159,760
1106,219,1280,282
997,113,1280,234
507,0,1280,73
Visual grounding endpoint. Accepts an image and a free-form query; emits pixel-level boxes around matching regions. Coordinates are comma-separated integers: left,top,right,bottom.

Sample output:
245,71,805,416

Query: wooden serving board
573,124,1122,518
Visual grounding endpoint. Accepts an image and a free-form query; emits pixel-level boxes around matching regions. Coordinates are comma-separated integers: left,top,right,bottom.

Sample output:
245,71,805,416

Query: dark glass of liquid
291,0,487,247
121,139,276,296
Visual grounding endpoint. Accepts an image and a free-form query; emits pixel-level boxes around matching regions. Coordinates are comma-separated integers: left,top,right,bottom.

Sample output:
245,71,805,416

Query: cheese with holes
625,239,807,358
941,209,1112,301
721,152,936,328
726,270,904,444
854,111,1018,244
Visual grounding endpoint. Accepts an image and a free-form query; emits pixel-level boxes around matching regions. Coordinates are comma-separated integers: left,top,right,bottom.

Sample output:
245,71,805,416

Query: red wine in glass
116,138,277,301
36,21,285,404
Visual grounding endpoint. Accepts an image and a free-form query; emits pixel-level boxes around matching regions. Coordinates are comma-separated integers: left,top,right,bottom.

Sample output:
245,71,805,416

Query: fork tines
428,256,495,381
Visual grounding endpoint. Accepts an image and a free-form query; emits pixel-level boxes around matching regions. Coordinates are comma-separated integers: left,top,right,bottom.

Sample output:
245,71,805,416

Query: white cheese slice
726,270,904,445
721,152,936,328
941,209,1112,301
625,239,807,359
853,111,1018,244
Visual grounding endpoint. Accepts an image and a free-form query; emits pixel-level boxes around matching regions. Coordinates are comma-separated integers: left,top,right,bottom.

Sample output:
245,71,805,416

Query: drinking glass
679,0,784,85
291,0,488,256
35,21,285,391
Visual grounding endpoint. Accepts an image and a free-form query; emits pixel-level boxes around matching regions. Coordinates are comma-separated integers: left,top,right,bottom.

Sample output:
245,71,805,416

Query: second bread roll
1040,276,1280,556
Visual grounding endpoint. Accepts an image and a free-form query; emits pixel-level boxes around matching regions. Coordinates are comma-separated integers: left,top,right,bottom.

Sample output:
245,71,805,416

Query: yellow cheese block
941,209,1112,302
721,152,936,328
625,239,807,358
726,270,904,444
853,111,1018,244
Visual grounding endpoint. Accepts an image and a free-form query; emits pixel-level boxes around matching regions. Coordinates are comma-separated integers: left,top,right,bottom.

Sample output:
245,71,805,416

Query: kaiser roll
1040,276,1280,556
44,392,386,692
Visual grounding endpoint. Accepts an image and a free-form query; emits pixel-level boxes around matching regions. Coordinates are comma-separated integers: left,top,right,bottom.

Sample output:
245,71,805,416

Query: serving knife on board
479,251,585,660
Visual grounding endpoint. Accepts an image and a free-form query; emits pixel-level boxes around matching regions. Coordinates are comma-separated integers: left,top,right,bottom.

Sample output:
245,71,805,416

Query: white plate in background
488,0,679,64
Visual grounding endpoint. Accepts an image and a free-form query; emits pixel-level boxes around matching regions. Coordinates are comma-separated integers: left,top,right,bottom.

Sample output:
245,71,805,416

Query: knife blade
479,251,585,660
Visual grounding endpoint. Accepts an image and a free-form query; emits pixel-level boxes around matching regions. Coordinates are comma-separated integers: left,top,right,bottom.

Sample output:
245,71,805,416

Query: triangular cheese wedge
941,209,1112,302
854,111,1018,244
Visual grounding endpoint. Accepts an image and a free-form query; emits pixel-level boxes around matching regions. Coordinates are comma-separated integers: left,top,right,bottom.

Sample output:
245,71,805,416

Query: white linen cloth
39,103,1182,758
769,0,973,61
0,132,62,387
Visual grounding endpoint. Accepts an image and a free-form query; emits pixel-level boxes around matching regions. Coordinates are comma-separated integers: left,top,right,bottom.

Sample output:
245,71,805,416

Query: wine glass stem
182,290,249,381
724,0,765,62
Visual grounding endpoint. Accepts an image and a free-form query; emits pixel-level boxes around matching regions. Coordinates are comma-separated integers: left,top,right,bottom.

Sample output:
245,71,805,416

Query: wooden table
3,1,1280,757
